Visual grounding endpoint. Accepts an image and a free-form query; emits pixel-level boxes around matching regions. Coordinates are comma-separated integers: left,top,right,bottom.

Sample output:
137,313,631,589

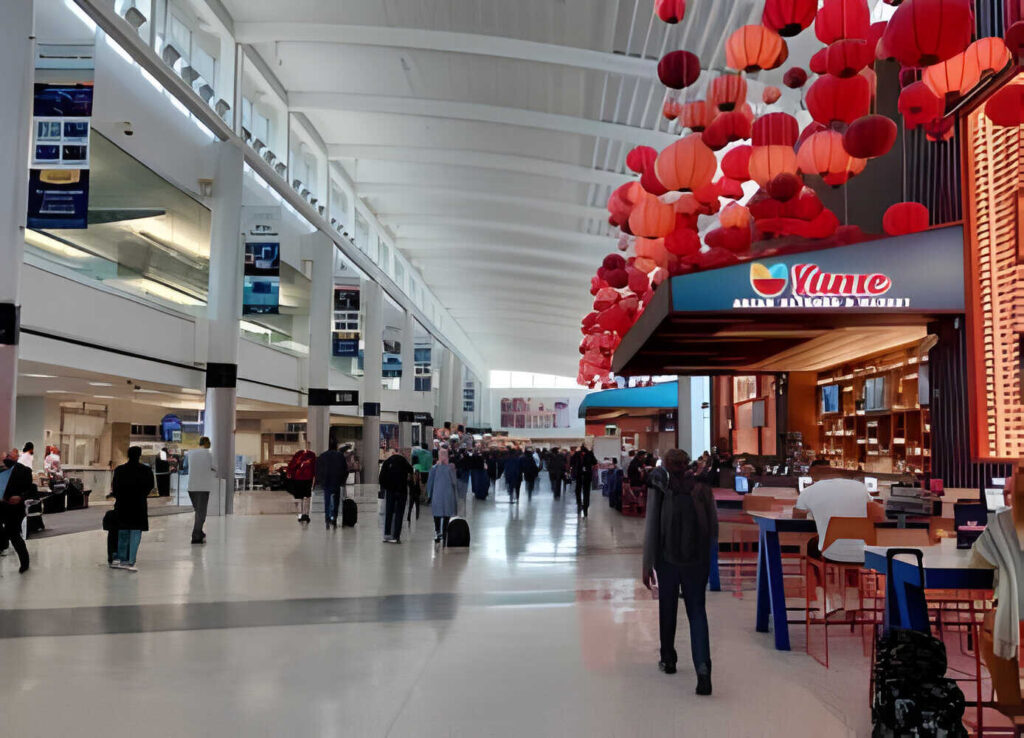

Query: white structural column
676,376,711,460
305,233,333,455
0,2,35,451
437,346,452,429
204,142,245,515
397,308,415,449
361,280,384,484
449,354,463,429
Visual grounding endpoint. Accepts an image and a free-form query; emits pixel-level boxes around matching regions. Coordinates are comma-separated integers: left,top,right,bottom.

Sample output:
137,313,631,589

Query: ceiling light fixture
21,373,57,379
93,395,115,399
88,381,114,387
45,390,68,394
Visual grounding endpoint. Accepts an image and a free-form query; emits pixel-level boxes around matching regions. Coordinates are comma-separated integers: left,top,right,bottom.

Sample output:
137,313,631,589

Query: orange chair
805,516,877,667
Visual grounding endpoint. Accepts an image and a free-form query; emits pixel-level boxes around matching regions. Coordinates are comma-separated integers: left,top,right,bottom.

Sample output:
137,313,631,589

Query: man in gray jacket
642,449,718,695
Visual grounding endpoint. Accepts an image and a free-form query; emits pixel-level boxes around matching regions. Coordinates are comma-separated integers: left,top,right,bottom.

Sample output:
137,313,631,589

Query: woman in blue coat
426,448,458,544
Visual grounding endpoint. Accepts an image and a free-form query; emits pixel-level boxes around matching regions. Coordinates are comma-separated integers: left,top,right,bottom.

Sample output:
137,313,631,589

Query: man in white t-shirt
793,474,872,563
185,437,217,544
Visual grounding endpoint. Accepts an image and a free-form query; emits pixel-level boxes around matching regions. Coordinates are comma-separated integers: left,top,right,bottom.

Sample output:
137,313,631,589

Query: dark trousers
407,478,421,523
549,472,563,498
506,476,521,501
433,515,450,540
1,515,29,570
156,473,170,497
384,488,407,541
525,476,536,499
189,491,209,542
324,485,341,523
575,472,592,513
656,560,711,673
107,529,119,563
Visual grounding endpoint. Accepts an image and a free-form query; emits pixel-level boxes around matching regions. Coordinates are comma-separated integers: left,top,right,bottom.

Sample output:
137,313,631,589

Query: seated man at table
792,469,873,563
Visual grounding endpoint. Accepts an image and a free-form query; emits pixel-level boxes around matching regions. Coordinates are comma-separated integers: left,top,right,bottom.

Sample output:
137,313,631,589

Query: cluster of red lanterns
579,0,1014,387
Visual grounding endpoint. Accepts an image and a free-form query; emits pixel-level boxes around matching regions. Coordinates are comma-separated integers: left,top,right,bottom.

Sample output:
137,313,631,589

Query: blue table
750,512,818,650
863,542,994,632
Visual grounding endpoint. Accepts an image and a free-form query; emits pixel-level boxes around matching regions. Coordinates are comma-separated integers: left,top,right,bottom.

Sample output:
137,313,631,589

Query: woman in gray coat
426,447,458,544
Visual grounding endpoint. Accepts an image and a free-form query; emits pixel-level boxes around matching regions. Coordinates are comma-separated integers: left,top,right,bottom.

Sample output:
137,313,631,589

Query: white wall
489,387,591,439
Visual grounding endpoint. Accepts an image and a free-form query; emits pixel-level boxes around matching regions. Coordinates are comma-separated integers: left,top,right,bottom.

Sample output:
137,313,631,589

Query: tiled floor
0,479,870,737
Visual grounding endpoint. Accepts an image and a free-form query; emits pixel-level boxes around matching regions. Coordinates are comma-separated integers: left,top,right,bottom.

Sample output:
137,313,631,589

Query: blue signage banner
671,226,965,314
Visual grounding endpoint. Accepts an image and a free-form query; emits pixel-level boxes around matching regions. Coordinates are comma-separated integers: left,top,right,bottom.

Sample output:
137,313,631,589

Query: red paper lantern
984,84,1024,127
662,99,682,120
658,50,702,90
883,202,930,236
762,85,782,105
767,172,803,202
968,37,1012,77
843,114,898,158
664,227,701,257
923,51,981,100
626,146,657,174
825,39,875,77
797,129,858,178
604,269,629,289
726,25,786,73
701,110,752,151
717,176,745,199
815,0,871,45
762,0,818,38
822,158,866,186
719,203,752,229
597,305,632,335
898,81,944,129
602,254,626,271
628,194,676,238
1006,21,1024,60
679,100,713,131
655,0,687,23
809,48,828,75
783,67,809,89
707,75,748,112
640,166,669,197
748,145,799,188
868,21,888,59
882,0,973,67
806,74,871,125
752,112,800,147
654,134,718,192
721,145,752,181
626,267,650,295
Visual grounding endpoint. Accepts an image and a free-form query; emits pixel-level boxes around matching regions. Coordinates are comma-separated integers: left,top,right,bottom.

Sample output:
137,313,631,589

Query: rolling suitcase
445,517,470,548
341,497,358,527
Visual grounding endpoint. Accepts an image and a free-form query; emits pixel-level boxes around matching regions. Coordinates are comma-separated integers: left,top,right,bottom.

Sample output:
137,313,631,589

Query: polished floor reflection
0,478,868,737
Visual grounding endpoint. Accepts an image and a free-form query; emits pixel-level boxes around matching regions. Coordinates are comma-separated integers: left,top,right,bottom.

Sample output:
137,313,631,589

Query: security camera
118,121,134,136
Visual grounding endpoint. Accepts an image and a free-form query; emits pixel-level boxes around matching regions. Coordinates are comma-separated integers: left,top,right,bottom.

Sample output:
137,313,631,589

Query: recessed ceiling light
88,381,114,387
21,373,56,379
45,390,68,394
135,389,162,394
93,395,115,399
181,388,203,395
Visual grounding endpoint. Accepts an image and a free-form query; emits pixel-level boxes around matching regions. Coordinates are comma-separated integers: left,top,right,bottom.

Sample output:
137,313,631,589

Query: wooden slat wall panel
907,127,963,225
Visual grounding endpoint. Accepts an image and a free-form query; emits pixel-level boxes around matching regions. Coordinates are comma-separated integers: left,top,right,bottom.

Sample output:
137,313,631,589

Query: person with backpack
286,446,317,525
316,443,349,529
379,448,413,544
642,448,718,696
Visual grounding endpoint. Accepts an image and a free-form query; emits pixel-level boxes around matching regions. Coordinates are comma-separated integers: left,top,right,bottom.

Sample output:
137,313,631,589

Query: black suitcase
445,517,470,548
42,492,65,514
341,497,358,527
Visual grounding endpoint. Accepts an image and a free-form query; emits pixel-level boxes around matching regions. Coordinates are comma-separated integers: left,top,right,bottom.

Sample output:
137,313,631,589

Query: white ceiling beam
405,243,597,267
360,184,607,221
234,23,656,78
388,217,613,248
290,92,675,148
328,145,627,188
418,261,586,286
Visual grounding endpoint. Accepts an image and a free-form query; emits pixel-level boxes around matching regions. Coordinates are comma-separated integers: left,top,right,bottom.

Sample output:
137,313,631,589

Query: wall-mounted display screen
865,377,887,411
821,384,840,414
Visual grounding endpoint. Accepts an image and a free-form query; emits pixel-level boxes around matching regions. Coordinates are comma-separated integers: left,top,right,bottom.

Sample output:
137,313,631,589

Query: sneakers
659,662,677,675
109,560,120,568
110,561,137,572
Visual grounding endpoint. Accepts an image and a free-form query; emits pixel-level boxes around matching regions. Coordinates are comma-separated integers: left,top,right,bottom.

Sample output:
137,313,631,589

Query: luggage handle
885,547,925,583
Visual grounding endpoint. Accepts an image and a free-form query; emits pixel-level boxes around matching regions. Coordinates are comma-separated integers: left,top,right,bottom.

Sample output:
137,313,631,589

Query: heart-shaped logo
750,262,788,298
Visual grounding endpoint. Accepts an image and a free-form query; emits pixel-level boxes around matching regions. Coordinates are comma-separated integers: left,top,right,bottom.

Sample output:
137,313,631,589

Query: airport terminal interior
5,0,1024,736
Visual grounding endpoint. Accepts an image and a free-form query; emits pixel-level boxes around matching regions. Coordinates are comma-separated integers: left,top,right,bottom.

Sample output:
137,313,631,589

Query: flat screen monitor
864,476,878,494
751,399,766,428
985,488,1006,512
992,477,1007,488
798,476,813,493
735,475,749,494
865,377,887,411
821,384,840,414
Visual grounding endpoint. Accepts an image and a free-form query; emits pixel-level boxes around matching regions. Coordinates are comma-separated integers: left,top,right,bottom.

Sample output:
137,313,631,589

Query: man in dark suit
0,448,33,572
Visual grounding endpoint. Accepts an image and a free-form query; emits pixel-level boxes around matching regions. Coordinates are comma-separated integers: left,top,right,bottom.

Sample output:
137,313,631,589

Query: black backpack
655,471,703,566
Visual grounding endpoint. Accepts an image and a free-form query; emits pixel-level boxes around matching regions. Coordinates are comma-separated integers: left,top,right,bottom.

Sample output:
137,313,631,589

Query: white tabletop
864,538,989,571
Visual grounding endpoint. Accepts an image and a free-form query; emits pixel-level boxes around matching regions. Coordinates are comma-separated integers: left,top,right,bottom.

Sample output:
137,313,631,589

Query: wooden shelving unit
816,344,931,476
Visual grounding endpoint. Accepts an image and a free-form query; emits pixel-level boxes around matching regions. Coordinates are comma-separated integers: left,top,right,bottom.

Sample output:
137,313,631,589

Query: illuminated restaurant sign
671,226,965,314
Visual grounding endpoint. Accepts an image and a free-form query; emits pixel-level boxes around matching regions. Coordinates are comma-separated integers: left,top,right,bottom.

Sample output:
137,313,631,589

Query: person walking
426,447,458,544
109,446,153,571
0,449,32,573
547,447,566,499
316,443,349,529
521,449,539,500
17,442,34,470
186,437,217,544
286,446,317,524
485,450,498,491
154,447,171,497
379,449,413,544
410,444,432,523
573,444,598,517
469,447,489,500
503,448,522,504
642,449,718,696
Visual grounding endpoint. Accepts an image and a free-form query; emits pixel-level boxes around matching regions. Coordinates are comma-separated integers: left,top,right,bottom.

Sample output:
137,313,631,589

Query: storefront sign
672,226,965,314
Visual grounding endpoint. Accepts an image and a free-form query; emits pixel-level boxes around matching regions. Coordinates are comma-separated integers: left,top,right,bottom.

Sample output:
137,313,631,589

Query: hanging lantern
707,74,748,112
752,112,800,147
763,85,782,105
701,110,752,151
766,172,803,202
604,268,629,289
898,81,944,129
654,134,718,192
809,48,828,75
1006,21,1024,60
868,21,888,59
658,50,702,90
721,145,752,181
762,0,818,38
968,37,1012,77
806,74,871,125
719,203,752,230
679,100,714,131
881,0,973,67
726,25,786,73
822,157,866,186
641,166,669,196
664,227,701,257
985,84,1024,127
748,145,799,188
662,99,683,120
815,0,871,45
923,51,981,101
717,176,745,199
861,67,878,101
825,39,875,77
655,0,687,23
843,114,898,158
628,194,676,238
882,202,930,236
602,254,626,271
626,267,650,295
783,67,809,89
635,238,669,270
626,145,657,174
797,129,857,178
924,116,956,142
